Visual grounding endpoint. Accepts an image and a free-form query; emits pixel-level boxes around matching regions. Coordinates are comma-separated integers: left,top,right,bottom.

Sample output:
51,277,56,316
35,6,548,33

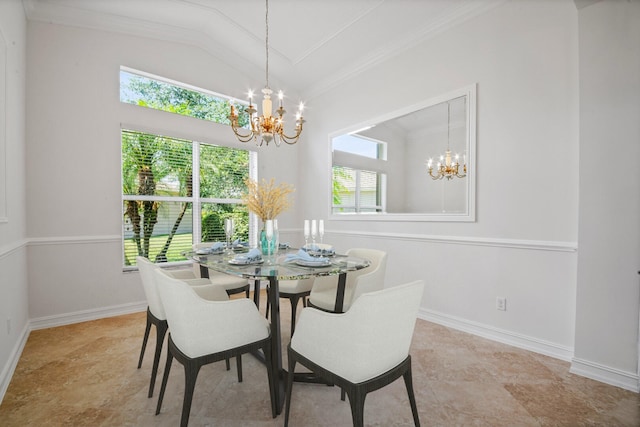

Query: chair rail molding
28,235,122,246
0,238,28,260
328,230,577,253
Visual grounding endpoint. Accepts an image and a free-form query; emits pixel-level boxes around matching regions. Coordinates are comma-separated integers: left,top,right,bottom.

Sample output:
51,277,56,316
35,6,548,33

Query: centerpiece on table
242,178,294,255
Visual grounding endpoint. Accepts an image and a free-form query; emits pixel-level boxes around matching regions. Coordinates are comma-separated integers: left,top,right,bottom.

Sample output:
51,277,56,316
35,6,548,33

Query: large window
120,67,257,267
122,130,251,267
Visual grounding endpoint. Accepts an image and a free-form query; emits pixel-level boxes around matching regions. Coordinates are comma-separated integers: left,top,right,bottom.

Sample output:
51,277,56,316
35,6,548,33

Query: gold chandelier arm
229,121,257,143
278,130,302,145
428,167,444,180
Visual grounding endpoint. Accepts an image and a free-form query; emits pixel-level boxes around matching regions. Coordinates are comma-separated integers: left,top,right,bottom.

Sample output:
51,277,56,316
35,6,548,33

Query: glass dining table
185,246,371,416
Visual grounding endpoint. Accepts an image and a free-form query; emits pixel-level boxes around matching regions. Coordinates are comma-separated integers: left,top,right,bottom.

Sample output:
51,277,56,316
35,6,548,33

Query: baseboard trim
0,322,30,405
570,357,639,393
419,308,574,361
1,301,147,404
29,301,147,330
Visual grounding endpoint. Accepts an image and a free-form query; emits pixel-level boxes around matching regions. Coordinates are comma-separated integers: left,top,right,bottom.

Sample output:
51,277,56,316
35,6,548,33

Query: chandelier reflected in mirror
426,100,467,180
229,0,305,147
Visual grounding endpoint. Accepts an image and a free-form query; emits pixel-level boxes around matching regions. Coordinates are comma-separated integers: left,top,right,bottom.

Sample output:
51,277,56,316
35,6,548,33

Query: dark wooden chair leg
155,348,174,415
137,310,152,369
346,388,366,427
403,361,420,426
284,349,297,427
149,320,168,397
236,355,243,382
180,360,202,427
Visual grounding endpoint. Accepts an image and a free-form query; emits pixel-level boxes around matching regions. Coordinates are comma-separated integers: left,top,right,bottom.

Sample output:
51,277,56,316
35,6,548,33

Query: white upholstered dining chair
284,280,425,427
308,248,387,312
265,277,315,337
192,243,250,297
153,268,276,426
136,256,230,398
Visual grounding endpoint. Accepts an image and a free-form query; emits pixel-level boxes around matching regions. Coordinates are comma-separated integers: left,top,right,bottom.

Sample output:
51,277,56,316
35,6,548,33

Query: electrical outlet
496,297,507,311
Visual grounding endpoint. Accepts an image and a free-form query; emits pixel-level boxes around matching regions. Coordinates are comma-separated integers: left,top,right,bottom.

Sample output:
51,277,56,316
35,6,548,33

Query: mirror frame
328,84,476,222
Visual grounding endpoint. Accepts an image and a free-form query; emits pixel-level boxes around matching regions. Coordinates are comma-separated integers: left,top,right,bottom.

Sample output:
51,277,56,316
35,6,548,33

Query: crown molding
303,0,507,99
23,0,506,99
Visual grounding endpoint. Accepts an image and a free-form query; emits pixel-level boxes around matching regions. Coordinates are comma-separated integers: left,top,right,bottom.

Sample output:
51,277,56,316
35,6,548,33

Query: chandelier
426,100,467,180
228,0,305,147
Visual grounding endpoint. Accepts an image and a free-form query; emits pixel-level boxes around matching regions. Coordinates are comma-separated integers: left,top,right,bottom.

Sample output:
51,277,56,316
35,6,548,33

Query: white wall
7,0,638,398
25,22,300,321
0,0,28,401
303,0,580,360
573,0,640,390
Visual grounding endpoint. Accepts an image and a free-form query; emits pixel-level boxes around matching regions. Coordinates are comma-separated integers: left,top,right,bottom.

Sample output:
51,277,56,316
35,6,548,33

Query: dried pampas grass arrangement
242,178,294,222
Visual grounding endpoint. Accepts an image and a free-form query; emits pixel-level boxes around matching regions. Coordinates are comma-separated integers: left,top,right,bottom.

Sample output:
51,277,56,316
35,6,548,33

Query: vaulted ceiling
24,0,504,99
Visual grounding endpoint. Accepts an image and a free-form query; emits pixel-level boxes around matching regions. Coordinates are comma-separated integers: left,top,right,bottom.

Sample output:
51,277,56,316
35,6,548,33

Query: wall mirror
329,84,476,222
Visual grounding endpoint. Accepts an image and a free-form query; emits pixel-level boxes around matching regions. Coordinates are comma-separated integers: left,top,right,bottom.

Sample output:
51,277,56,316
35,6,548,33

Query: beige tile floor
1,292,639,426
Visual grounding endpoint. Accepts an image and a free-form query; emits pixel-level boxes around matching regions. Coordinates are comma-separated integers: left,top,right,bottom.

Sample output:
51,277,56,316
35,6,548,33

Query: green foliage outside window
120,69,251,266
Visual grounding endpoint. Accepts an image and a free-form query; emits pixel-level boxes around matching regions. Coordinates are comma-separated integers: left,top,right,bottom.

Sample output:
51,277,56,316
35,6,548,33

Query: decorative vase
260,228,277,256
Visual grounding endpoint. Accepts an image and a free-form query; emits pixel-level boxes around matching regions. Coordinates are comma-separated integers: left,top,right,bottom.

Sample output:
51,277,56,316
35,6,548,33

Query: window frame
121,131,256,270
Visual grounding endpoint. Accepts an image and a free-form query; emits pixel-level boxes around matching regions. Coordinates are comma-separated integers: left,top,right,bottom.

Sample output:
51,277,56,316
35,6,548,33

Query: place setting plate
295,259,332,268
301,243,335,258
228,258,264,266
196,249,224,255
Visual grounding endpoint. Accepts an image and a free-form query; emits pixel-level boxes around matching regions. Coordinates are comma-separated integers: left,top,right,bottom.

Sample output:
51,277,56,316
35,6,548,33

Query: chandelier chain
265,0,269,89
447,101,450,150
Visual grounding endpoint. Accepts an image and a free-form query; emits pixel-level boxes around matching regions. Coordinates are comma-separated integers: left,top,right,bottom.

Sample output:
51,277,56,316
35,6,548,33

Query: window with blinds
332,165,383,214
121,129,251,267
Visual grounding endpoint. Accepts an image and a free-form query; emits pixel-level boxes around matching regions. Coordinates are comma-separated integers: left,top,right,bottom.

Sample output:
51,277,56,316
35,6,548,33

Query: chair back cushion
347,248,388,305
293,280,424,383
154,269,270,358
309,248,387,311
136,256,166,320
